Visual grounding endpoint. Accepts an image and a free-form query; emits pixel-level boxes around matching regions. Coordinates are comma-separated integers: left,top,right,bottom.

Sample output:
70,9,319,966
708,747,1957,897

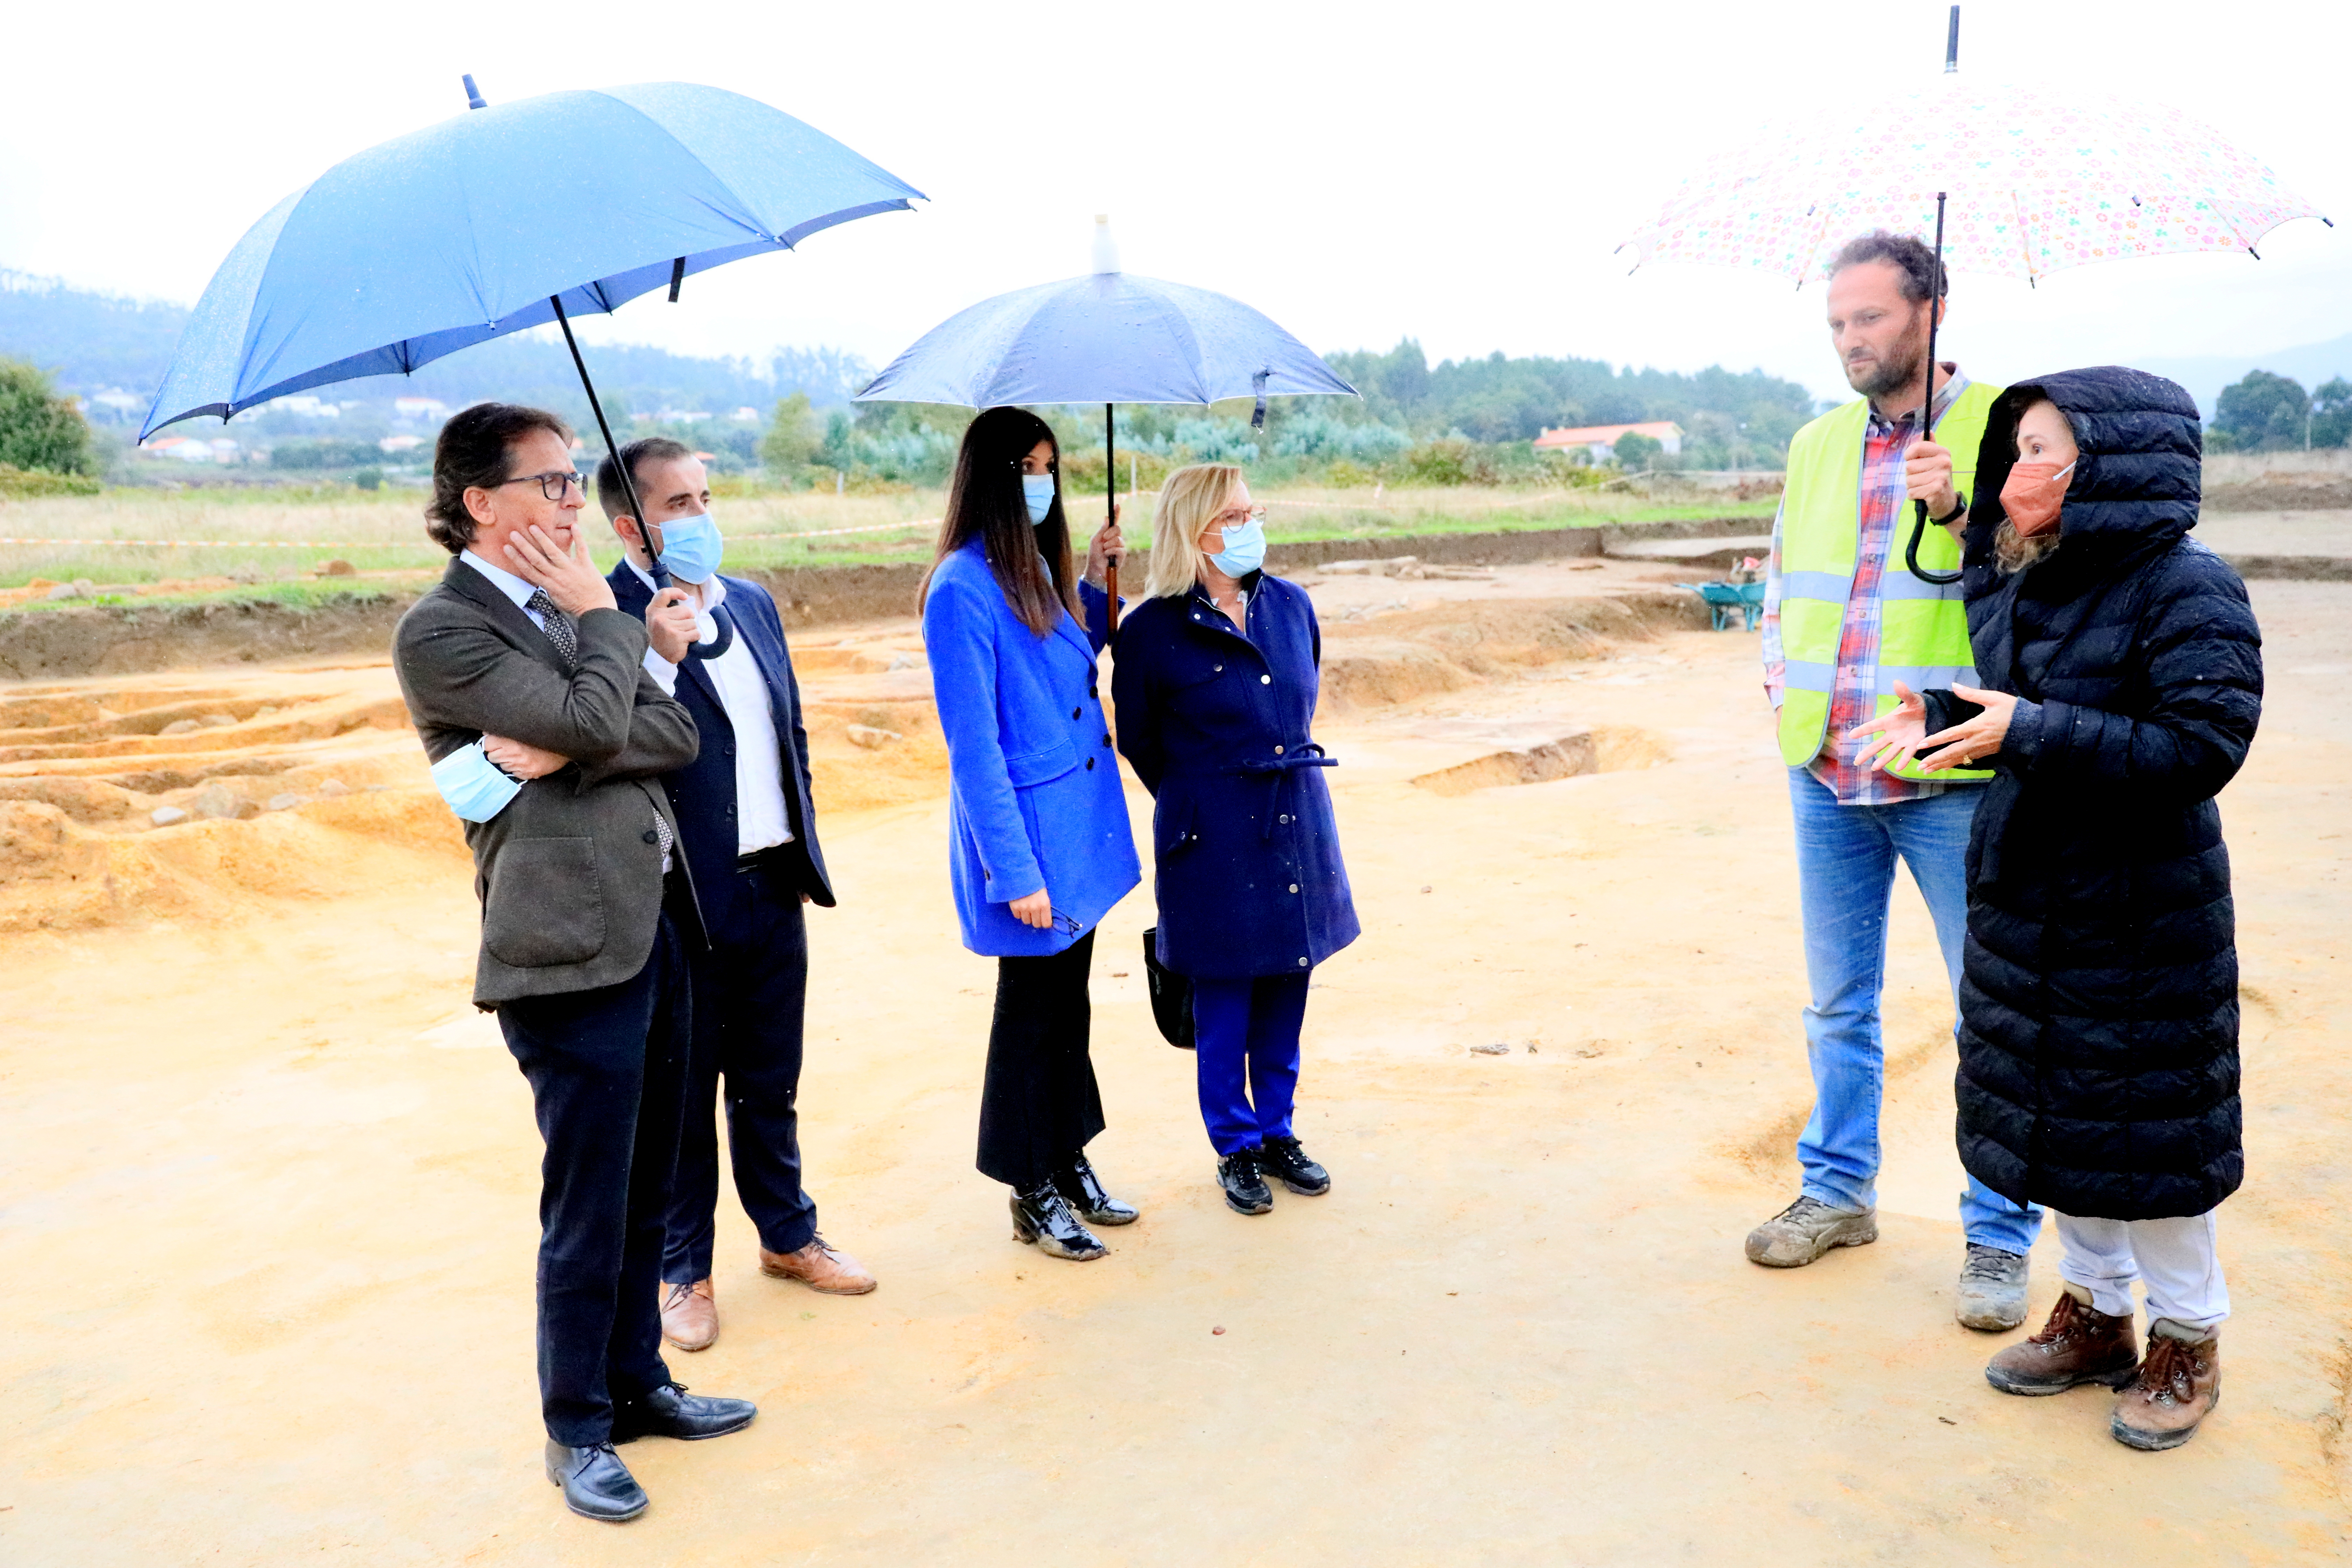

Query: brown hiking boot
1985,1286,2139,1395
660,1277,718,1353
2112,1326,2220,1451
759,1234,878,1295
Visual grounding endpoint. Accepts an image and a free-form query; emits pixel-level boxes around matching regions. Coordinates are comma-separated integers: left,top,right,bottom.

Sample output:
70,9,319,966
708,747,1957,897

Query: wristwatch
1933,490,1969,526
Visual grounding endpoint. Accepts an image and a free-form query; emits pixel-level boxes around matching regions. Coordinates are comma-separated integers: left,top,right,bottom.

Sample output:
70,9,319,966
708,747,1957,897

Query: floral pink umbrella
1619,8,2329,581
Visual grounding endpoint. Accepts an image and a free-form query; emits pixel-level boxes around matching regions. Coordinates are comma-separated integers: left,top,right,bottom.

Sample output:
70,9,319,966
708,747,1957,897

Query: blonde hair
1147,463,1248,598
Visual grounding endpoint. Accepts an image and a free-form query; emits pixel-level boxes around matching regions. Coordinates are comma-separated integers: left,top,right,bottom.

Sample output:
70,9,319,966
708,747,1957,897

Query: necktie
525,588,577,666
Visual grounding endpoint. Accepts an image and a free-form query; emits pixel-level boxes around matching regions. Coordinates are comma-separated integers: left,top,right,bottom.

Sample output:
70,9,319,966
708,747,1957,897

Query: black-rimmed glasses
497,470,587,502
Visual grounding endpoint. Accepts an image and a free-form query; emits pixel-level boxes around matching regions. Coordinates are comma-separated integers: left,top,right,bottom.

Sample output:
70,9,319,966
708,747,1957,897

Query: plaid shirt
1760,367,1984,806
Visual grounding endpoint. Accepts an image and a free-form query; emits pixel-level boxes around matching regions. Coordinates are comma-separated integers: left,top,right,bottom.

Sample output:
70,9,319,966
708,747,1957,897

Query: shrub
0,356,95,475
271,438,385,470
354,467,384,491
1614,430,1664,469
0,462,102,498
1270,414,1411,463
760,391,819,471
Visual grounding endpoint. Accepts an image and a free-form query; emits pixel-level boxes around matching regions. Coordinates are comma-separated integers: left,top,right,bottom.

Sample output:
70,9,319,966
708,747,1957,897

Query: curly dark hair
1828,230,1948,306
424,402,574,554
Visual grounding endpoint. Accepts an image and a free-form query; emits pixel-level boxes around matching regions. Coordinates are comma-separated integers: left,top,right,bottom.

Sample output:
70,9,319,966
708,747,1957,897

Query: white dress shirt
630,561,794,858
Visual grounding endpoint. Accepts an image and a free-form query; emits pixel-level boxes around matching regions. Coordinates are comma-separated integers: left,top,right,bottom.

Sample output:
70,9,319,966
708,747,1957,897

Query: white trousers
2052,1209,2229,1334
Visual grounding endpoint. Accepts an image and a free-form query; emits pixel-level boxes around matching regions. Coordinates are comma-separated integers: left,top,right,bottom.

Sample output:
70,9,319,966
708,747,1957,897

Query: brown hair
919,406,1080,637
1828,230,1948,306
595,435,693,520
425,402,574,554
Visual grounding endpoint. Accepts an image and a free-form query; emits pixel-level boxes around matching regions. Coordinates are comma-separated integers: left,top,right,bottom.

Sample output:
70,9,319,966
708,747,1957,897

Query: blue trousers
663,859,817,1283
1788,769,2042,1253
1191,972,1310,1155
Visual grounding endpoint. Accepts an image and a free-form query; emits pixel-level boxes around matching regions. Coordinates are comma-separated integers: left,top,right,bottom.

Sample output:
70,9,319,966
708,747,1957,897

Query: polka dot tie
525,588,577,666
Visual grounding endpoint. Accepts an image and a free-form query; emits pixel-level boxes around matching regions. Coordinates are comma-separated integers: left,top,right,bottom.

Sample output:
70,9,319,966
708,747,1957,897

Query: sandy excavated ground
2,563,2348,1565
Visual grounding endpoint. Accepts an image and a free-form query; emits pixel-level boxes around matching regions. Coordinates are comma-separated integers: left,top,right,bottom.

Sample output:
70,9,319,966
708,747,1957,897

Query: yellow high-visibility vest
1775,382,1999,782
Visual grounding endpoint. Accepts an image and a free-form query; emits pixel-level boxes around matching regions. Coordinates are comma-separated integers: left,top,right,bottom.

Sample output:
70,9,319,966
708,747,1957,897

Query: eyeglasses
1209,505,1267,529
496,470,587,502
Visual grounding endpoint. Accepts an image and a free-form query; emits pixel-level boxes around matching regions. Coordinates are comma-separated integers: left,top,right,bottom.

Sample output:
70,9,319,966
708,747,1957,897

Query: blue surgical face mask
1021,473,1056,524
1209,515,1266,578
652,509,723,583
431,739,523,824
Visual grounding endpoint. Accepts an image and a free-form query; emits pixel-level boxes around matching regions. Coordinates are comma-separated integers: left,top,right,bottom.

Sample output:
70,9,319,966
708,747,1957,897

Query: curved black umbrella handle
1905,192,1962,588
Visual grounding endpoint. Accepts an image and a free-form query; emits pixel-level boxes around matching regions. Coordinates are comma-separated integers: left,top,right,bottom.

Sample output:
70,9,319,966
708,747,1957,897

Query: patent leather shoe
1010,1185,1108,1260
545,1440,648,1522
1055,1152,1141,1226
610,1382,757,1442
1218,1147,1274,1215
1258,1134,1330,1196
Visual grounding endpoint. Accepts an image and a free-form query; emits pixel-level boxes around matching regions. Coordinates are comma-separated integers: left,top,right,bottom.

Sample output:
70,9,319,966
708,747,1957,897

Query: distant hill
0,271,871,430
2136,334,2352,415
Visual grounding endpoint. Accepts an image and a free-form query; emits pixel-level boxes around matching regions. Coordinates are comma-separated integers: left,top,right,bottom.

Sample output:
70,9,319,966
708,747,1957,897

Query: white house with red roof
1534,420,1683,461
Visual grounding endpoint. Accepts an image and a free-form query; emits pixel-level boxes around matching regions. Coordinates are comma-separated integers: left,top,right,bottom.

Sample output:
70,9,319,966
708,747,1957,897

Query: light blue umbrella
142,76,922,585
857,228,1355,621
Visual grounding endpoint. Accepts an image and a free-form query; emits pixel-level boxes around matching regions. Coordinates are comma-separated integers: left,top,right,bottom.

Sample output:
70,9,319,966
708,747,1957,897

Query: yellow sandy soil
1,571,2346,1565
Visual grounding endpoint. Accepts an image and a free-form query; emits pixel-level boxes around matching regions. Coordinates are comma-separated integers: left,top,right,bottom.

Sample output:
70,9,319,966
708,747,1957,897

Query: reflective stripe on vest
1774,382,2000,782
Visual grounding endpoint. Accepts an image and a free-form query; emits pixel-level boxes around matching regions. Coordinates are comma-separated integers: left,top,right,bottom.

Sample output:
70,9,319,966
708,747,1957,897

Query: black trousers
663,859,816,1282
497,910,690,1447
976,928,1104,1189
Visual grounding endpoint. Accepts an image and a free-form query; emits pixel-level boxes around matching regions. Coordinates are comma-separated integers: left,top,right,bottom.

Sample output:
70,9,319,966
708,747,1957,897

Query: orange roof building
1534,419,1683,459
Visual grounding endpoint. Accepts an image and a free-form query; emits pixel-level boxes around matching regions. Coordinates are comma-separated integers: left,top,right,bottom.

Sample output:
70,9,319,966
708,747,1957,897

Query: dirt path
2,576,2347,1565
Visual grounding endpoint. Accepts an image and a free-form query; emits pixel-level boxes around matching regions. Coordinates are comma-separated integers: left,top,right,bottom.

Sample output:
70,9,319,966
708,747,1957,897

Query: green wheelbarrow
1675,580,1767,631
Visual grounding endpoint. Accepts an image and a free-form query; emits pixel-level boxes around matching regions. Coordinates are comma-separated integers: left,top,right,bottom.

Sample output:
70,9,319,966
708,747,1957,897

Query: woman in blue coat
1111,463,1359,1215
922,407,1141,1262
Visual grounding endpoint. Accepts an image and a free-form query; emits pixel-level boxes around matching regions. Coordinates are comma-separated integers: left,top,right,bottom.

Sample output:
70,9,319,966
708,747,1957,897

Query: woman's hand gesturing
1847,680,1933,774
1916,684,2017,771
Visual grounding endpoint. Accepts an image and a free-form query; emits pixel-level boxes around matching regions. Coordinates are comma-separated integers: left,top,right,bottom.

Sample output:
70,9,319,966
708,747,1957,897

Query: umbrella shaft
551,294,665,584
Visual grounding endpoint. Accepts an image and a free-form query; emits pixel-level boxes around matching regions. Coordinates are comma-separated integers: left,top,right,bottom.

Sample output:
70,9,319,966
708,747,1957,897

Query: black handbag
1141,927,1195,1050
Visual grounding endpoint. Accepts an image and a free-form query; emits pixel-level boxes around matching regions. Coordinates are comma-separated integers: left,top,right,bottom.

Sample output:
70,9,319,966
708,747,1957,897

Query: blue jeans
1788,769,2041,1253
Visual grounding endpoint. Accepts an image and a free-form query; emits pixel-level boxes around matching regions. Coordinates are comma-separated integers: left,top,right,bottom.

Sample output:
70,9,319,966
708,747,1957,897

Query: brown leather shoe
660,1278,718,1353
758,1234,877,1295
1986,1286,2139,1395
2112,1326,2220,1450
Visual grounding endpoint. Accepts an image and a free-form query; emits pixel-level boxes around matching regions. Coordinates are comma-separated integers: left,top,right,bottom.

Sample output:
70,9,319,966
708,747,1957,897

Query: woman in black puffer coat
1853,366,2261,1453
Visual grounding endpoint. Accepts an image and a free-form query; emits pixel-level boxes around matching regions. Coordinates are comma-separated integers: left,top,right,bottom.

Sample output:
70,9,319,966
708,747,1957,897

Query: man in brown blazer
393,402,755,1524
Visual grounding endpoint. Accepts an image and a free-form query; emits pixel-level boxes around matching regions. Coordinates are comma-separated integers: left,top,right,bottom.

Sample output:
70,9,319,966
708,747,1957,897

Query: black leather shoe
545,1441,648,1522
1258,1134,1330,1196
1056,1152,1141,1226
1010,1186,1108,1260
1218,1147,1274,1215
611,1382,757,1442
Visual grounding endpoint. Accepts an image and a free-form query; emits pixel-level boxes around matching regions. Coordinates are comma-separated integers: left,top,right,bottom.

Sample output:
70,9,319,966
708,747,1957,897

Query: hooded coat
1922,366,2263,1221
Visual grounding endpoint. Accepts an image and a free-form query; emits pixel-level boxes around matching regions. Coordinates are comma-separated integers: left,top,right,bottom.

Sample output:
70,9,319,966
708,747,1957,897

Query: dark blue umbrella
143,76,923,585
856,222,1355,622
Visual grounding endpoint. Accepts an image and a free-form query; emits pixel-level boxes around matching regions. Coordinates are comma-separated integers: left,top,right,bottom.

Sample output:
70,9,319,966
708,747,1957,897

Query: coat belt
1170,745,1336,839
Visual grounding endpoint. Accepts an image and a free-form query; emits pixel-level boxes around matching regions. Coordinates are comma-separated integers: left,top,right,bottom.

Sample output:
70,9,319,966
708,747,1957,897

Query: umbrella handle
1905,191,1962,588
1104,402,1120,635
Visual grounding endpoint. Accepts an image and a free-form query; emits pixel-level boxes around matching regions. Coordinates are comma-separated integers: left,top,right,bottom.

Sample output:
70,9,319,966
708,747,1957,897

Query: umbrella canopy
142,82,923,439
1619,79,2328,286
855,269,1356,411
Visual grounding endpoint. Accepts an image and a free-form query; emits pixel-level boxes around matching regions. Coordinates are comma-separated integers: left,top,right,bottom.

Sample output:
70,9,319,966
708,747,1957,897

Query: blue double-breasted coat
1111,573,1359,980
924,538,1140,958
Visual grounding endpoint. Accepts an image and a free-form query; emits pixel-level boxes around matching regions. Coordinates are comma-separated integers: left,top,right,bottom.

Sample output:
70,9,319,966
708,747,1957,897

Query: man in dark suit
595,436,874,1356
392,404,757,1524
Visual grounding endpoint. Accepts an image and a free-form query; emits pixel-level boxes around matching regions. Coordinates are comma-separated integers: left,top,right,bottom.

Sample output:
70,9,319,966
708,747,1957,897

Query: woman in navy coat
1112,463,1359,1215
922,407,1141,1262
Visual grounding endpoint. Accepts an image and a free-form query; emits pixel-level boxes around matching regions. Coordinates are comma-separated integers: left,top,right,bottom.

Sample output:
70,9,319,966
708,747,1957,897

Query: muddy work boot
1744,1195,1877,1268
1956,1243,2031,1331
1985,1285,2139,1395
2112,1324,2221,1451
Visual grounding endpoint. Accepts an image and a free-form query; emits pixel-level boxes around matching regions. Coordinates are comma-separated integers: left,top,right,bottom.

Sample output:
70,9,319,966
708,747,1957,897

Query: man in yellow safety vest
1748,230,2043,1331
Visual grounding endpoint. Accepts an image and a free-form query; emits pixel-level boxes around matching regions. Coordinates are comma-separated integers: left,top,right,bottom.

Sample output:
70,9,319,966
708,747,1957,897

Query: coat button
1214,664,1223,672
1297,957,1309,968
1086,757,1096,770
1279,813,1292,824
1274,744,1285,755
1102,733,1113,746
1289,883,1299,893
1260,674,1272,684
1072,706,1082,719
642,830,659,845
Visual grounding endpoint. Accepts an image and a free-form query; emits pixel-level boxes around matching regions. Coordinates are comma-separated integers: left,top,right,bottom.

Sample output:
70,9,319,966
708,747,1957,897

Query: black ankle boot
1055,1152,1141,1226
1217,1147,1274,1215
1010,1185,1108,1260
1257,1134,1330,1196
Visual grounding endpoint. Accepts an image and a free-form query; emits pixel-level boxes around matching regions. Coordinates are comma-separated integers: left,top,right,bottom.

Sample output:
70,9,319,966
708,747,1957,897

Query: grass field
0,483,1776,611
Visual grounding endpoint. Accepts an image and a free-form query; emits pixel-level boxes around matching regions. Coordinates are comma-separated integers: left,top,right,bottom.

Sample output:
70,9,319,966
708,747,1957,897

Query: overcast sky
4,0,2344,403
